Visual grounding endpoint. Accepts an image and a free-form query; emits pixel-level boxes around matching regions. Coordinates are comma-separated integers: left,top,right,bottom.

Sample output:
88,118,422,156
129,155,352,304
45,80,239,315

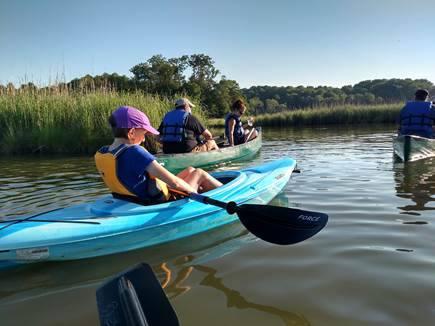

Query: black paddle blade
237,204,328,245
96,263,179,326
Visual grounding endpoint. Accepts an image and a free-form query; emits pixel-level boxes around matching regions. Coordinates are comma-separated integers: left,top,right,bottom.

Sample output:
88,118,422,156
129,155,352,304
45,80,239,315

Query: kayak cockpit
89,170,243,216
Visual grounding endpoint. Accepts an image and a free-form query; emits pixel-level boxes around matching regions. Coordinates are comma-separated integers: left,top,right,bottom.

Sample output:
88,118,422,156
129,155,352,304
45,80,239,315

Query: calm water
1,125,435,326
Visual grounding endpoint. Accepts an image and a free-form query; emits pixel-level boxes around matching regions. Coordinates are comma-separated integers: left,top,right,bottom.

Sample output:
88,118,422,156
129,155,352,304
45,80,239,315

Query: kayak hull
157,128,262,172
0,158,295,267
393,135,435,162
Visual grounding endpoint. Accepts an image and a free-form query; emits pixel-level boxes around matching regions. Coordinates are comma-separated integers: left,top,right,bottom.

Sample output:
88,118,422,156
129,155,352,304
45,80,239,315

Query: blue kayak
0,158,296,268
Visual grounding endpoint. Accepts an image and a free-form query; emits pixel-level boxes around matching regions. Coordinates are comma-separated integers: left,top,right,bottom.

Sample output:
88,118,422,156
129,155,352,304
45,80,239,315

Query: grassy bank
1,89,401,155
209,104,402,127
0,88,206,155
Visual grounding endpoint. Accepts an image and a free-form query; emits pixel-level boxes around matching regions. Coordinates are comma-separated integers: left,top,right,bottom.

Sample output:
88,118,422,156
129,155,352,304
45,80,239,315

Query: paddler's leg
176,167,195,179
178,167,223,192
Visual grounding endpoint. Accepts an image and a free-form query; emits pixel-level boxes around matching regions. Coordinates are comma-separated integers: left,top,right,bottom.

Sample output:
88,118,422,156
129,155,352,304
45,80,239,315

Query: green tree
248,97,264,115
206,78,243,117
130,55,186,95
183,54,220,102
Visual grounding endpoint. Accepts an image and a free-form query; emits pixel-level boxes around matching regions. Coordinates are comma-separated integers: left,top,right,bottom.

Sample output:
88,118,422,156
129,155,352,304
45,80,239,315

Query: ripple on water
1,126,435,325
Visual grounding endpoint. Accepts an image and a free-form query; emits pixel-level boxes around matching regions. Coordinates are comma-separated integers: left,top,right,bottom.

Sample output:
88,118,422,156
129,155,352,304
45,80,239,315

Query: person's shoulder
162,109,175,118
126,144,144,152
126,145,153,156
188,114,203,125
124,145,156,164
96,145,110,154
227,112,237,119
188,113,199,121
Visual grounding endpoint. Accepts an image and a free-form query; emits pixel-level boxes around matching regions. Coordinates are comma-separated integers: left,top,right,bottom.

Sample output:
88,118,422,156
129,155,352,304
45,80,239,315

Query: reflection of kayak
156,128,262,172
0,158,295,268
0,224,250,303
393,135,435,162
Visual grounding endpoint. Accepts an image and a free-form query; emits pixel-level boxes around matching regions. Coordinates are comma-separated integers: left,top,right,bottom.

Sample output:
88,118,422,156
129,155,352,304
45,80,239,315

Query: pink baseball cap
111,106,159,135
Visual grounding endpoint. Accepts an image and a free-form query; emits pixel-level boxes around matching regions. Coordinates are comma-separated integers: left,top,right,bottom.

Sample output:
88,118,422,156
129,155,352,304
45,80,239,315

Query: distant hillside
242,79,434,115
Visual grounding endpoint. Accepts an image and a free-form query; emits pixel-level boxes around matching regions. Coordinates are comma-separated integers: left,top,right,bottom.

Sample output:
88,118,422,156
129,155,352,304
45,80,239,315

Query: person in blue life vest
158,98,219,154
398,89,435,138
95,106,223,204
225,99,258,146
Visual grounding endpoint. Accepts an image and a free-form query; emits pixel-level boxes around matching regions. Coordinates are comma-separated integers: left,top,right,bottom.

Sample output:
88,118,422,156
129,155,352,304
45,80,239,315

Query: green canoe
393,134,435,162
157,128,262,172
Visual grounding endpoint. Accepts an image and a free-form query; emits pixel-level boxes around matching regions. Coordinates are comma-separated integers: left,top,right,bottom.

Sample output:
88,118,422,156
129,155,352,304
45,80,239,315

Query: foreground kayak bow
96,263,179,326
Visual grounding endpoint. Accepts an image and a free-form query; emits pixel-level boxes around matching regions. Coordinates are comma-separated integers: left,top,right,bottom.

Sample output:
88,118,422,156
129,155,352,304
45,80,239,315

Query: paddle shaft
0,214,101,231
0,219,100,225
244,127,256,143
190,192,239,214
169,188,238,214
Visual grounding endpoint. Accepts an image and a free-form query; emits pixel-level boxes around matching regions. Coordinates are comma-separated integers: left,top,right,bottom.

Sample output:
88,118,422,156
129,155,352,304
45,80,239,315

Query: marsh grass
0,87,205,154
1,88,400,155
208,104,401,127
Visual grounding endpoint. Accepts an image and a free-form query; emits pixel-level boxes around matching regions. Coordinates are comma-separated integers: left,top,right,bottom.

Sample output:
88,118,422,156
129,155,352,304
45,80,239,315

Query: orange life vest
94,144,170,204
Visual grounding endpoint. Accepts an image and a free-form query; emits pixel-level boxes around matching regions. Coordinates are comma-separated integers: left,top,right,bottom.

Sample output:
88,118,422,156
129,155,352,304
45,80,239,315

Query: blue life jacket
399,101,435,138
160,109,190,143
225,113,245,145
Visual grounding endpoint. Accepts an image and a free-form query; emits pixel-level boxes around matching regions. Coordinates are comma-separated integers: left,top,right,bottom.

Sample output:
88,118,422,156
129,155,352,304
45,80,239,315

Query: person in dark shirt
225,99,258,146
398,89,435,138
158,98,219,154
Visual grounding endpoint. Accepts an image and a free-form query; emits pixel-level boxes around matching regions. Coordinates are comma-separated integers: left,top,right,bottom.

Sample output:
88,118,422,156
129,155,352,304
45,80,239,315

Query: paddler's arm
146,161,197,194
227,118,236,146
201,129,213,140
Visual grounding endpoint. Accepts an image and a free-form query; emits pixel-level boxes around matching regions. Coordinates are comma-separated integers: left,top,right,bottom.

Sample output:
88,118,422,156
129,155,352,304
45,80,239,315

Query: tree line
1,54,434,118
244,79,435,115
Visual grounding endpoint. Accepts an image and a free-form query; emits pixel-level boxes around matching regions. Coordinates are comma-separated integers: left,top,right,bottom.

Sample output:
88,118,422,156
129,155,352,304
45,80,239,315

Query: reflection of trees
394,159,435,213
159,257,310,326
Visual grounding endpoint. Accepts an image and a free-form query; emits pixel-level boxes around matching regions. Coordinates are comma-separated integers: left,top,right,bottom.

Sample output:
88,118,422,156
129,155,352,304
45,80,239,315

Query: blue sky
1,0,435,88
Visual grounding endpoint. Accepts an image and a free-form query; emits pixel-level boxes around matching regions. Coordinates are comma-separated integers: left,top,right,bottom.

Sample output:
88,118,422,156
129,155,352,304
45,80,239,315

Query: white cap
175,98,195,108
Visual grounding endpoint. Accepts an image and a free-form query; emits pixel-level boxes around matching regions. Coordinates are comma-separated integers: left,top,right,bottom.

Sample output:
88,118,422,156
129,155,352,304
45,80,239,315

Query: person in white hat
158,98,219,154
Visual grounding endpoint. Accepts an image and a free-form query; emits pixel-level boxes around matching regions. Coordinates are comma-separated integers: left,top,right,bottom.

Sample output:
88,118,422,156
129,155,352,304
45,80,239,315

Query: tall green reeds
0,87,205,155
208,104,402,127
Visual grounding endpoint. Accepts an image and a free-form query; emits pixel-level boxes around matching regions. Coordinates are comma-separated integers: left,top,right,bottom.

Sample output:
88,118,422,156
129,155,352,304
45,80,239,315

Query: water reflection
393,158,435,215
155,193,308,325
0,222,254,304
4,125,435,325
159,256,310,325
0,194,294,303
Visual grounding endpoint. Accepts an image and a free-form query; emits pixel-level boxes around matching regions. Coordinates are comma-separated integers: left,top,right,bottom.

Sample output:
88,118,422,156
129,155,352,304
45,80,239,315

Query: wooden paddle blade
96,263,179,326
237,204,328,245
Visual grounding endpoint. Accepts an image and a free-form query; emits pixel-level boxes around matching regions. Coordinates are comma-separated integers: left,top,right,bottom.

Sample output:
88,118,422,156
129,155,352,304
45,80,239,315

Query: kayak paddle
0,208,101,231
170,189,328,245
96,263,179,326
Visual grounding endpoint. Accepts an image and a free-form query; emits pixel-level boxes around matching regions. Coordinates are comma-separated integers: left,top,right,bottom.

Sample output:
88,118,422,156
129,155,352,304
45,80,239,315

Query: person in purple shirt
95,106,222,204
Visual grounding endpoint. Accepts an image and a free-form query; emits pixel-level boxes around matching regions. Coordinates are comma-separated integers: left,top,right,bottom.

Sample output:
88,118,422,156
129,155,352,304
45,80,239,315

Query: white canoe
393,135,435,162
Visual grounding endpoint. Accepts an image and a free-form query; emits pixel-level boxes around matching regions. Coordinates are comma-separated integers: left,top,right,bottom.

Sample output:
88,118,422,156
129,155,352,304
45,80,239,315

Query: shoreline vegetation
0,88,204,155
209,103,401,127
2,54,433,155
0,87,402,155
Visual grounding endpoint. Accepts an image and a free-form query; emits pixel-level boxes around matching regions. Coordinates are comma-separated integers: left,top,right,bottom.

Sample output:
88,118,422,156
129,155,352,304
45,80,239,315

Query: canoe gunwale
393,134,435,162
156,128,262,171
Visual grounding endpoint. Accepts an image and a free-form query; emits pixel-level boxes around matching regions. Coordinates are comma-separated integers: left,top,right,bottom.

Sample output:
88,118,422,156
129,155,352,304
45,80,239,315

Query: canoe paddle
96,263,179,326
170,189,328,245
